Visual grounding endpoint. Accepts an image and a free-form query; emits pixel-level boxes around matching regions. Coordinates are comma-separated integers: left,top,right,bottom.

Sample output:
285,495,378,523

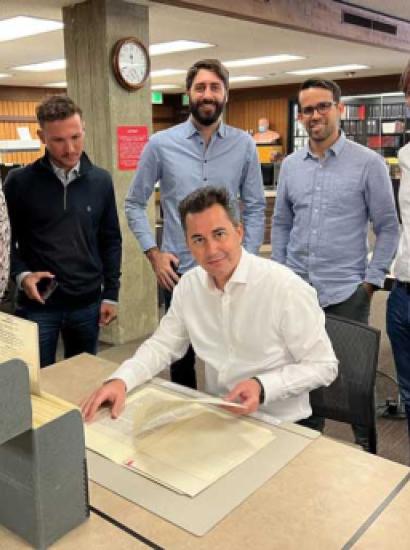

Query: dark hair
399,61,410,94
179,186,238,232
36,95,82,127
186,59,229,91
298,79,342,109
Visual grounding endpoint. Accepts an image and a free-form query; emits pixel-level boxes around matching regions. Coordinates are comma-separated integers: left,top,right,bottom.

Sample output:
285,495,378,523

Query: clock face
112,38,150,91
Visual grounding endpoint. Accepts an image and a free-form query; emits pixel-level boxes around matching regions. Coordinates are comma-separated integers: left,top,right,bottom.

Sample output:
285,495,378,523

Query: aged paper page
85,386,275,496
0,311,40,394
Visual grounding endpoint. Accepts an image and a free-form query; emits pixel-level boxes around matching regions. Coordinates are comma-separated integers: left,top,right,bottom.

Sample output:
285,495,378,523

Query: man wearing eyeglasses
272,78,399,451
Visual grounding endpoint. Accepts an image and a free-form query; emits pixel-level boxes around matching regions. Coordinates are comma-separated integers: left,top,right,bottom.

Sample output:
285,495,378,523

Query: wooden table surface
1,353,409,549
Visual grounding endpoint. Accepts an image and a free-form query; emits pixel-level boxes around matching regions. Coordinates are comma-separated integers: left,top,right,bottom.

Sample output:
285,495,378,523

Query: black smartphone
37,278,58,300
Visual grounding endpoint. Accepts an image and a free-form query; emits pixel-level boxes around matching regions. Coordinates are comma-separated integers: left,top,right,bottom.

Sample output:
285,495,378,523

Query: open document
0,311,40,394
85,385,275,496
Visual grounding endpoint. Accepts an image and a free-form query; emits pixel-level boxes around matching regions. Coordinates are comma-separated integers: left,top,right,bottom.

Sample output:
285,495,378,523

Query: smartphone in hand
37,278,58,300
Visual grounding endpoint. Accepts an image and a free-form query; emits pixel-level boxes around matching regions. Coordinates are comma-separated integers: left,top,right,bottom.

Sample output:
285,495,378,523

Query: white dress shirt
394,143,410,282
109,249,338,423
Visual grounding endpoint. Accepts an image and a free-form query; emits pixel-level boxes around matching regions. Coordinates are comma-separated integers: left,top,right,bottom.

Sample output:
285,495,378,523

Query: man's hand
223,379,262,415
81,379,126,422
362,282,376,299
99,302,117,327
146,248,180,291
21,272,55,304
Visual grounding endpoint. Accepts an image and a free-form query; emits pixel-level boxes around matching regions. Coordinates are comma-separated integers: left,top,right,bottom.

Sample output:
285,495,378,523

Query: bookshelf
341,93,408,166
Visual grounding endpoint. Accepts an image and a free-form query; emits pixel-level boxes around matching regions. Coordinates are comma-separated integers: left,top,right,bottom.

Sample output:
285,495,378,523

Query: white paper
85,386,275,496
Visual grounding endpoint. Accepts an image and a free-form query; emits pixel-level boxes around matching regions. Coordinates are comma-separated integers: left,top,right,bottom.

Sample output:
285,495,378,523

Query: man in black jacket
5,95,122,367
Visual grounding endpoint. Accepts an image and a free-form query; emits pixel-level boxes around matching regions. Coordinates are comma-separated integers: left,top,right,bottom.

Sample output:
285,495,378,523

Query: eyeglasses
299,101,337,116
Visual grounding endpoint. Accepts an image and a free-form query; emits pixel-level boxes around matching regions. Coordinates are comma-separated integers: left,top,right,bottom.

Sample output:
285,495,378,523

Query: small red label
117,125,149,171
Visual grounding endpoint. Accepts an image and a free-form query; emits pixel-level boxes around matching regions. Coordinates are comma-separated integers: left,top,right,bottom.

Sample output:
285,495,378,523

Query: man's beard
190,99,225,126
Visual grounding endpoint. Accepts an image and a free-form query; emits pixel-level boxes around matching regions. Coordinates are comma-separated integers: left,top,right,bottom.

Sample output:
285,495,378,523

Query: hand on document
223,379,262,415
81,379,127,422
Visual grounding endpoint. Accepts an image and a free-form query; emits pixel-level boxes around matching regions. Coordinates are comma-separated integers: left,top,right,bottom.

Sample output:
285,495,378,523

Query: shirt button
204,177,208,181
204,160,208,163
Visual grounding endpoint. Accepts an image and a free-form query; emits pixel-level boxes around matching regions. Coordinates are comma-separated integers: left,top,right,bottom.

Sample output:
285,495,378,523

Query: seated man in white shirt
82,186,337,422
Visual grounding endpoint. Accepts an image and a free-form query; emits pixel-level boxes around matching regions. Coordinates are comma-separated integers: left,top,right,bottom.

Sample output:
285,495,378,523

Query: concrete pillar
63,0,158,344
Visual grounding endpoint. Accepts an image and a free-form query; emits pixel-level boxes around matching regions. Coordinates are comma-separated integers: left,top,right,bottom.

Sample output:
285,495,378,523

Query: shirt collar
303,131,346,160
184,117,226,139
199,247,250,293
50,159,81,182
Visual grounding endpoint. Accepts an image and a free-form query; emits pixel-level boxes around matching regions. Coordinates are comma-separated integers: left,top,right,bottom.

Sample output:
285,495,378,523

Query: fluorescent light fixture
287,64,369,75
342,92,404,100
150,40,214,56
0,74,10,79
224,54,304,68
151,84,180,90
0,16,63,43
151,69,186,78
13,59,66,72
46,82,67,88
229,76,265,83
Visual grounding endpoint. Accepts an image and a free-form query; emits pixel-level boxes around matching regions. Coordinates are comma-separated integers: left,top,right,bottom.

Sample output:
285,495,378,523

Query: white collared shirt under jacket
110,250,338,423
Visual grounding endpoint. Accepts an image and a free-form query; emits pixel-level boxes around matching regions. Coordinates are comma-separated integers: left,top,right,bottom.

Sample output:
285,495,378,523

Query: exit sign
151,91,163,104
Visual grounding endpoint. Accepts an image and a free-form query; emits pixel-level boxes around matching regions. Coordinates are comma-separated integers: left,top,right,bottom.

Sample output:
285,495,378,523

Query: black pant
299,284,374,452
163,287,197,389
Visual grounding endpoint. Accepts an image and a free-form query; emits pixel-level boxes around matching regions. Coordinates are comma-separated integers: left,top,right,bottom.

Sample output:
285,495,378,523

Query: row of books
342,119,405,136
342,103,406,120
367,135,402,148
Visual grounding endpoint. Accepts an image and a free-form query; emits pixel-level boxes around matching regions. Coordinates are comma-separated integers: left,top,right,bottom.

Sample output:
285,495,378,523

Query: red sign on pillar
117,125,149,171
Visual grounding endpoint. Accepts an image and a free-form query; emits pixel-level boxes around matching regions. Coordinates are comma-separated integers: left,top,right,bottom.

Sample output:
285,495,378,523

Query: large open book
86,385,276,496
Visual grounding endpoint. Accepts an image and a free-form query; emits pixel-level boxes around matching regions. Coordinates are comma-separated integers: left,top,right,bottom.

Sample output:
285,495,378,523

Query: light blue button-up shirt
272,133,399,307
125,119,265,273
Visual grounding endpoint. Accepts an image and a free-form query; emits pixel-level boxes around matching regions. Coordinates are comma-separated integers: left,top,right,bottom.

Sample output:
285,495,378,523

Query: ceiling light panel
13,59,66,72
46,82,67,88
151,84,180,90
151,69,186,78
0,16,63,43
229,76,265,83
150,40,214,56
0,74,10,79
224,54,304,68
287,64,369,75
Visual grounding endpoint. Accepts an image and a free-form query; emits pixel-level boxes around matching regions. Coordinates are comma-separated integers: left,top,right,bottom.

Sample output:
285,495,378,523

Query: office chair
310,314,380,454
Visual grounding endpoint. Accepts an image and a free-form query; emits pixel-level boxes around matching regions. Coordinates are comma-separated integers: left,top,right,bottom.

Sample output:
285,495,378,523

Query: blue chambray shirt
125,119,266,273
272,133,399,307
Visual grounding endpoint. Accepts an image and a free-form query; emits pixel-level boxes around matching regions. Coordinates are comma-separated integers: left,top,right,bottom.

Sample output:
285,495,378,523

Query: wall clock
112,37,150,91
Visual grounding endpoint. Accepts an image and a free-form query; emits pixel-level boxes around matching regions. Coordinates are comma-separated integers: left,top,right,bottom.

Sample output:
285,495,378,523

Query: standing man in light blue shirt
126,58,265,389
272,79,399,451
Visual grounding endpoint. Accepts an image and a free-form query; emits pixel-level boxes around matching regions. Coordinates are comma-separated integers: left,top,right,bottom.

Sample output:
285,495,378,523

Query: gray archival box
0,359,89,549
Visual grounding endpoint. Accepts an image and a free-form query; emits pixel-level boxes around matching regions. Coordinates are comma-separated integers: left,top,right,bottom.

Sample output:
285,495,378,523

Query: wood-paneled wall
0,100,44,165
226,97,289,152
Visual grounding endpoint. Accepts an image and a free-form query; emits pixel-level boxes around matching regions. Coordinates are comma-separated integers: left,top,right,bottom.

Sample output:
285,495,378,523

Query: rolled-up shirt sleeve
125,139,161,253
